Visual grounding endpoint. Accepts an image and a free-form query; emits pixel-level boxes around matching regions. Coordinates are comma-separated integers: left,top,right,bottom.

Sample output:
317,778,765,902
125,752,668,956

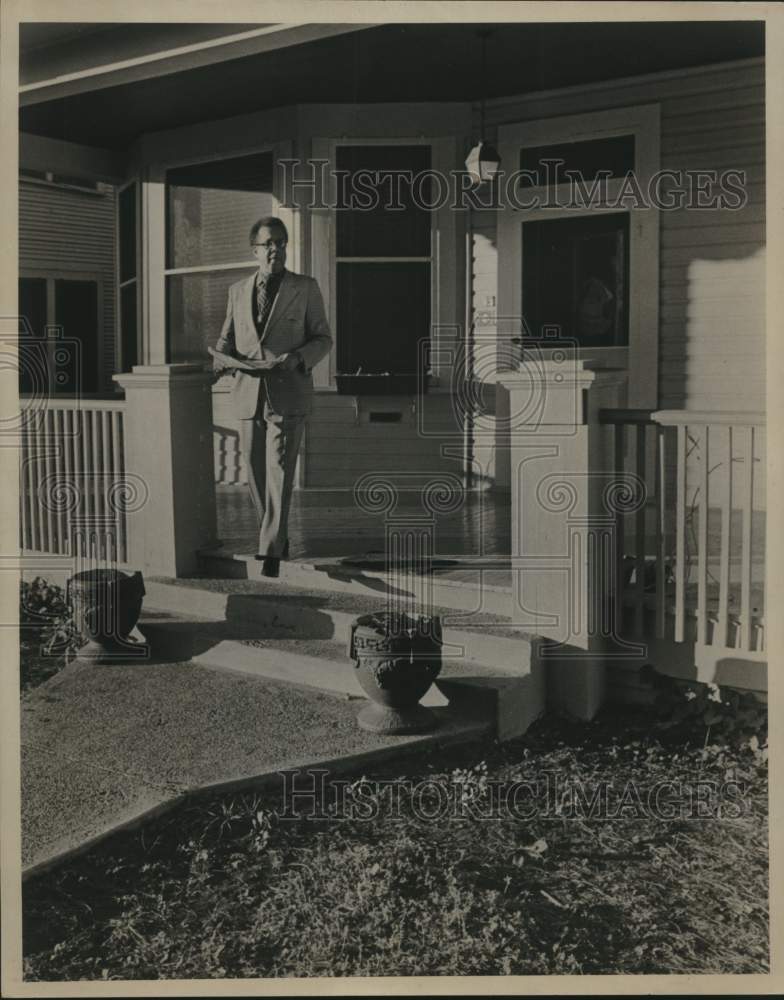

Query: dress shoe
254,540,288,577
260,557,280,578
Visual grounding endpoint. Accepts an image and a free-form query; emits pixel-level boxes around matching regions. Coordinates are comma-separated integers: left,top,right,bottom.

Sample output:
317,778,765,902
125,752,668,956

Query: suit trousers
238,391,305,557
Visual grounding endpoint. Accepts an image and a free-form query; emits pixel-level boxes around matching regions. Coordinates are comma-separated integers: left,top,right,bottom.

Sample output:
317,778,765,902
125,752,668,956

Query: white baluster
739,426,754,651
696,425,709,646
674,424,686,644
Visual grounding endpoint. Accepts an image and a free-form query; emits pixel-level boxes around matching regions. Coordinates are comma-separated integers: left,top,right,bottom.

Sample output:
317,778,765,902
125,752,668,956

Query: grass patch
23,707,768,980
19,643,68,692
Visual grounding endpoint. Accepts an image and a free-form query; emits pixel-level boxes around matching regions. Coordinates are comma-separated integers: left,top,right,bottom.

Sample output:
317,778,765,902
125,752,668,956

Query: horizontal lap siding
304,393,464,489
19,181,117,391
659,64,765,409
471,59,766,416
214,390,466,489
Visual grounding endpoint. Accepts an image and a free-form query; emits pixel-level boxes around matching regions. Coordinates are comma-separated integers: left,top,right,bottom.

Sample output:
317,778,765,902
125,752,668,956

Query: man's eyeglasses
253,239,288,250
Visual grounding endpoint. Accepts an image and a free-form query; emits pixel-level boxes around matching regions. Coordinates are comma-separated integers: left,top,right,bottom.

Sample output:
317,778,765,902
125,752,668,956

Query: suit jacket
214,270,333,418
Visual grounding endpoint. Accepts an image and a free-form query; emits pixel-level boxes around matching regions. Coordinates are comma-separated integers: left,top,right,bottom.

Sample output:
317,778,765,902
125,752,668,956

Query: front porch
15,18,768,724
206,399,767,703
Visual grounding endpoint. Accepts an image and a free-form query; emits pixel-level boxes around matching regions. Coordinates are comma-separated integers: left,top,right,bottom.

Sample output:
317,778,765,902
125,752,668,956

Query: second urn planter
67,568,147,663
348,611,443,734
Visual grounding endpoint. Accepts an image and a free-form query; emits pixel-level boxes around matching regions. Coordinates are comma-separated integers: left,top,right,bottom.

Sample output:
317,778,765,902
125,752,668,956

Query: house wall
212,379,468,489
19,177,117,391
303,393,466,490
128,102,472,490
470,58,765,485
19,59,764,493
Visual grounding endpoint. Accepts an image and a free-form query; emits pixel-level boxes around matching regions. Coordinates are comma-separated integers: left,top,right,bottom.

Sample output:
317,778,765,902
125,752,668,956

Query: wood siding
212,388,466,489
19,179,117,390
304,392,465,489
471,59,765,416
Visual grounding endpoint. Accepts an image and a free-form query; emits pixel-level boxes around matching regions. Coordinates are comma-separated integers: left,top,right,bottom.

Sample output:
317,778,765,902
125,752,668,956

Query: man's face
252,224,287,275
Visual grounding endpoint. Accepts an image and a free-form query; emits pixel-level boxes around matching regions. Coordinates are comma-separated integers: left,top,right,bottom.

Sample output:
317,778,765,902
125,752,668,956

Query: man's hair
249,216,288,245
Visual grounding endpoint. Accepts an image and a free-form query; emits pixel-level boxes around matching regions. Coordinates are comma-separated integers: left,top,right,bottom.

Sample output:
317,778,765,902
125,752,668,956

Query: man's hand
277,351,303,373
211,356,235,383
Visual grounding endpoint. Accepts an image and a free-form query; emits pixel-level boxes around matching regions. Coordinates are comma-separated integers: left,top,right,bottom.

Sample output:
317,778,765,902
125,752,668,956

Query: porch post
498,358,626,720
113,364,218,576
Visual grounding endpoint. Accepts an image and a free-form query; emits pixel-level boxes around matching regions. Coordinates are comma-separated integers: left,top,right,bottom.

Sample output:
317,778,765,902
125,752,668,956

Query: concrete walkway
21,622,491,878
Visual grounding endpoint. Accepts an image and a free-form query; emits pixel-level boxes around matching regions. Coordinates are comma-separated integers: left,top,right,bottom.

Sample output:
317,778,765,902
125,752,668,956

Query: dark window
520,135,635,187
522,213,629,348
19,277,100,393
118,183,137,284
118,182,139,372
335,145,431,378
54,279,99,393
336,145,431,258
120,284,138,372
337,262,430,375
18,277,47,394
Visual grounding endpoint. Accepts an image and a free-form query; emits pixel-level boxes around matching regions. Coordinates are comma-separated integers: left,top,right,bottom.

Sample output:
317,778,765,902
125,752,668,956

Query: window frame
19,268,104,396
312,135,460,390
142,141,293,366
333,140,433,379
162,145,280,364
497,103,661,408
116,177,141,374
521,210,631,349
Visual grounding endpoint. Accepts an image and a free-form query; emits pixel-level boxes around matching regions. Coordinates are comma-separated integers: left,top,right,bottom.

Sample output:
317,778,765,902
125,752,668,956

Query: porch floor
214,484,514,587
214,486,765,617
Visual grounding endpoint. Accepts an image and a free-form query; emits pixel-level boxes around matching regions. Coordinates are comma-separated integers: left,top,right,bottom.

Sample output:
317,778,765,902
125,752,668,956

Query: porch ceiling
19,20,764,151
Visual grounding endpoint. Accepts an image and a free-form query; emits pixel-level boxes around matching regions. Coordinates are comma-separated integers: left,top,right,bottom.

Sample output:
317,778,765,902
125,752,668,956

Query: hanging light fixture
465,29,501,185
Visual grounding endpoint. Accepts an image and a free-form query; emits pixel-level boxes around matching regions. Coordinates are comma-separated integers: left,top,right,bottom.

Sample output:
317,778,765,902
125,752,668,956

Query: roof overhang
20,23,373,106
18,21,764,152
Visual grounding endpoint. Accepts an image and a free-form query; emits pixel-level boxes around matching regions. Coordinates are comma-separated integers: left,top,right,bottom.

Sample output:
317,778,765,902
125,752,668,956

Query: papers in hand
208,347,281,372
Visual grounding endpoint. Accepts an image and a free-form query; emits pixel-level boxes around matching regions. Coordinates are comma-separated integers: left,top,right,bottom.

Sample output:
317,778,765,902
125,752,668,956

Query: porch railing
19,396,129,563
599,408,766,657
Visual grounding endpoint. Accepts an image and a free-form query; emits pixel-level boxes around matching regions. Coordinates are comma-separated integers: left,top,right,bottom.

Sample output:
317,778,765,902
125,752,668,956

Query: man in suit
213,216,332,576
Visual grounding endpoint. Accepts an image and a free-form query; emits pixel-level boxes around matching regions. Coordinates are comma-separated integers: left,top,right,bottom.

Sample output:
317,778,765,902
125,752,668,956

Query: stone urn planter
66,569,146,663
347,611,443,734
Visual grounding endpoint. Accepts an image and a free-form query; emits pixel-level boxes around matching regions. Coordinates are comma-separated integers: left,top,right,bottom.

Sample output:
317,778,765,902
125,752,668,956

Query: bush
19,577,82,691
643,665,768,749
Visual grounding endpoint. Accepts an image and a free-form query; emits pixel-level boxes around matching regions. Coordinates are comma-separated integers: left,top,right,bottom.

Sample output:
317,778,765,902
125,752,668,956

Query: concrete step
196,547,516,617
143,576,538,671
138,584,544,741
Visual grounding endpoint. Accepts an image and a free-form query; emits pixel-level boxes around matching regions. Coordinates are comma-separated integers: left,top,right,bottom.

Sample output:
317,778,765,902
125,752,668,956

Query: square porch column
497,358,626,720
113,364,218,577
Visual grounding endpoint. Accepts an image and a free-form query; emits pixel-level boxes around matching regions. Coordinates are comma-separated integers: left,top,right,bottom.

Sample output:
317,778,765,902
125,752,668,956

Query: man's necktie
256,273,280,334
